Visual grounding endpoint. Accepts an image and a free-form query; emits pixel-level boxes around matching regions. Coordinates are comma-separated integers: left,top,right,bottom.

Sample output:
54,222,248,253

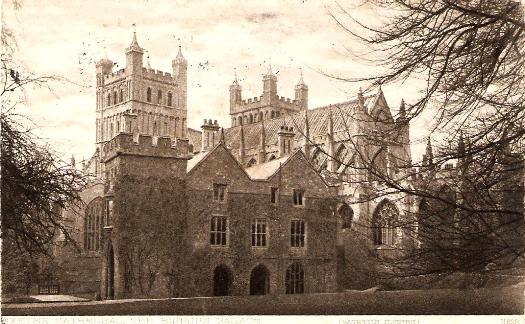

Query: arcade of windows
146,87,174,107
209,216,307,249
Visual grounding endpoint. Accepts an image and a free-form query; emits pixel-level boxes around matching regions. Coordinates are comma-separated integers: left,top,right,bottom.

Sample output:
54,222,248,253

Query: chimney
201,119,220,151
278,126,295,158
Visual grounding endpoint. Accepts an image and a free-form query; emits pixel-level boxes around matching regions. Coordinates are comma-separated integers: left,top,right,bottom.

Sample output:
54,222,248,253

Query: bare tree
279,0,525,287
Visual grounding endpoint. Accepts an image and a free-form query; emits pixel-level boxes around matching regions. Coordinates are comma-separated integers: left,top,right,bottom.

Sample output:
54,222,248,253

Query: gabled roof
186,143,253,180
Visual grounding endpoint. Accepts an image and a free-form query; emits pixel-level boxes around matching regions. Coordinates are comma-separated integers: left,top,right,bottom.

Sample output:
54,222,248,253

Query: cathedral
52,32,431,299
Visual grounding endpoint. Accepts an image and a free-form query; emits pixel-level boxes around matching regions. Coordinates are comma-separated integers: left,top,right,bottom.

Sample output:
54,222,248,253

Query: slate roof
187,128,202,152
186,150,211,173
244,155,291,180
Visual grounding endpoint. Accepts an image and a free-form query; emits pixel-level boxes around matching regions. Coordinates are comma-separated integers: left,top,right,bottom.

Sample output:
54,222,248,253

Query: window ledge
374,244,396,250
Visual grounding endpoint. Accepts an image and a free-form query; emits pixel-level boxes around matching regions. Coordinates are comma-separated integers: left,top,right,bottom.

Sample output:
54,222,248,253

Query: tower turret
172,45,188,109
294,69,308,110
229,72,242,113
262,65,277,103
125,32,144,74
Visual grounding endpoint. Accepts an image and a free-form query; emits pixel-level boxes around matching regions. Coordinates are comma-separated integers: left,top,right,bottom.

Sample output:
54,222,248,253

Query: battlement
104,68,127,85
102,133,189,162
233,94,302,114
278,125,295,134
141,67,176,83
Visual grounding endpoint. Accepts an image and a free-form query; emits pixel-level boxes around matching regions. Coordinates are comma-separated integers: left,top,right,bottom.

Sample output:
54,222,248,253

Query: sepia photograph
1,0,524,320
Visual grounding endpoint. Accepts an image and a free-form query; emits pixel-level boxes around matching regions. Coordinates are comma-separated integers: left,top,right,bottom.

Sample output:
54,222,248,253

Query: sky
3,0,430,164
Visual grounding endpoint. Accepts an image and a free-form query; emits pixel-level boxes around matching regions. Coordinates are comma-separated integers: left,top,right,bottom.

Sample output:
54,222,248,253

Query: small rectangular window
270,187,278,204
252,218,267,247
291,219,305,247
213,184,227,202
210,216,228,246
167,92,173,106
293,189,304,206
157,90,162,104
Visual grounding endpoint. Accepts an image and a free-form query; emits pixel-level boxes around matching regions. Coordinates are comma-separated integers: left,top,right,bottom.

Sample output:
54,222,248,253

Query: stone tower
229,66,309,127
95,32,189,159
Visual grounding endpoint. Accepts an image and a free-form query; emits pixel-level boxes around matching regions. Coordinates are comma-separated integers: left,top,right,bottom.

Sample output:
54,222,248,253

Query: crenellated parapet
102,133,189,162
141,68,177,84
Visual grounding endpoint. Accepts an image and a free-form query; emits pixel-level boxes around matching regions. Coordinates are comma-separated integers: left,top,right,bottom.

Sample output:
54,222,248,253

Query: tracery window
84,198,104,251
372,200,399,246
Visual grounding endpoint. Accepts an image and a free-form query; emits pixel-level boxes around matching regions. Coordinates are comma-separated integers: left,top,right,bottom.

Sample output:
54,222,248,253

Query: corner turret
294,68,308,110
125,32,144,74
229,72,242,114
172,45,188,109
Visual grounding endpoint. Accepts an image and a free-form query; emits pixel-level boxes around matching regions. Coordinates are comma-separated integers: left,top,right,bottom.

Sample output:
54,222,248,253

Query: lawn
2,285,524,315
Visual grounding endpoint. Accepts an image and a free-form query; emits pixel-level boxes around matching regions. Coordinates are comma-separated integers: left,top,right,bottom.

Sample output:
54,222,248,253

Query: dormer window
213,184,227,202
293,189,304,206
146,87,152,102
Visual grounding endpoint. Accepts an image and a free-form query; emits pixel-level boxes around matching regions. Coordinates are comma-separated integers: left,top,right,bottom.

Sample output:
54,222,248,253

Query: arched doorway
249,264,269,295
213,265,232,296
337,203,354,229
105,242,115,300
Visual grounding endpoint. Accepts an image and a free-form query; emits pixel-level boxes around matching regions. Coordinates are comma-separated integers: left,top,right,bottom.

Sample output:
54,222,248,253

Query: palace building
53,33,424,299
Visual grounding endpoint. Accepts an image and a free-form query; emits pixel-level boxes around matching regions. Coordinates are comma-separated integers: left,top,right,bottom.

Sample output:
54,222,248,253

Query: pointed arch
333,144,350,172
84,197,104,251
267,154,276,161
249,264,270,295
337,202,354,229
311,148,328,171
372,199,399,246
213,264,233,296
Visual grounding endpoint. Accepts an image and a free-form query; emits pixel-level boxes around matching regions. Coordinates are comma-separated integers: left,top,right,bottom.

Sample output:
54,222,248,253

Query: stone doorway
213,264,232,296
249,264,269,295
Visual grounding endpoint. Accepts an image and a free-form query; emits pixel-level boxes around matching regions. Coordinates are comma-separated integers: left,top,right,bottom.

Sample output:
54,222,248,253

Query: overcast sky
4,0,430,164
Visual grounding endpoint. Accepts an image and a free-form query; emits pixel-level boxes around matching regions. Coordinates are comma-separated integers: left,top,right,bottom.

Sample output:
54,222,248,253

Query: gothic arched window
119,88,123,102
157,90,162,104
334,145,349,172
247,158,257,167
107,93,111,106
84,197,104,251
249,114,254,124
311,148,327,172
372,200,399,246
167,92,173,106
113,91,117,105
285,262,304,294
146,87,152,102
